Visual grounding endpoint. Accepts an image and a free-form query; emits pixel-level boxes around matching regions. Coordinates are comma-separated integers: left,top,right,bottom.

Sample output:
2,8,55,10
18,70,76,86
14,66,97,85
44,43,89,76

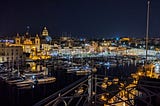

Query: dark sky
0,0,160,38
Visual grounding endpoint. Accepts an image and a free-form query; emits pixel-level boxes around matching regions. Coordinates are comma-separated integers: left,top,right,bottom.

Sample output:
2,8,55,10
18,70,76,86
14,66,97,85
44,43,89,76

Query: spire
16,33,19,37
15,33,21,44
36,34,39,37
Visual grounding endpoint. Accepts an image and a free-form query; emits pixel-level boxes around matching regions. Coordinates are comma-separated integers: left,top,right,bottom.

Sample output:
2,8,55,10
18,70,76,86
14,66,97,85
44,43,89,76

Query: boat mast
145,0,150,64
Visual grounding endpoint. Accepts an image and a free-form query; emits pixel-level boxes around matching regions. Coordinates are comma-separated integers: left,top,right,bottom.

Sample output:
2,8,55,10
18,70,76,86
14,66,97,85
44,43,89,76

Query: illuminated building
0,42,23,63
7,27,53,60
14,27,52,53
40,27,52,56
14,33,41,53
120,37,130,42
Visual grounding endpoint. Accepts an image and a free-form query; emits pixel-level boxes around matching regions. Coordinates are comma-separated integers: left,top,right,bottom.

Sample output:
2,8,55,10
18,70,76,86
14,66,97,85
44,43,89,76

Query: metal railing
34,74,160,106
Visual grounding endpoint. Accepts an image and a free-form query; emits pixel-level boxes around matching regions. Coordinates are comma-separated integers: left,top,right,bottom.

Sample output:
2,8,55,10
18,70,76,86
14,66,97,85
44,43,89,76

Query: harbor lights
101,77,108,89
99,93,109,102
75,86,84,95
100,94,107,101
75,84,88,95
101,82,107,89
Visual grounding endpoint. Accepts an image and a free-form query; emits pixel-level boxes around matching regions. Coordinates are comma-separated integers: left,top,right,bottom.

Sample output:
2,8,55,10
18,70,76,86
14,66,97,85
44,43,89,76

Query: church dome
41,27,52,43
42,27,48,36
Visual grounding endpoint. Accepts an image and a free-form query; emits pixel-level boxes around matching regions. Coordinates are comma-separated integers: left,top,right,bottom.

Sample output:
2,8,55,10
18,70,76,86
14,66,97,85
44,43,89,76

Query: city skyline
1,0,160,38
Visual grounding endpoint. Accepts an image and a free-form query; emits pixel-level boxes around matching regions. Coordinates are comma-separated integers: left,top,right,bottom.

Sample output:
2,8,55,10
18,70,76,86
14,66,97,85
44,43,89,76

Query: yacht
76,67,92,74
105,61,117,67
67,66,80,73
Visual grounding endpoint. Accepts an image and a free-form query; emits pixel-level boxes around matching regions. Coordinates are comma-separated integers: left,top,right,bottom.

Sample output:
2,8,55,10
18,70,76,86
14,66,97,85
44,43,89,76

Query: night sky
0,0,160,38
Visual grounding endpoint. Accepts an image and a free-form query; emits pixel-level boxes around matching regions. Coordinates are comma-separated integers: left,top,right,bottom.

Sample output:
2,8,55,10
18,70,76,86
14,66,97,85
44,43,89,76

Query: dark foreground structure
34,74,160,106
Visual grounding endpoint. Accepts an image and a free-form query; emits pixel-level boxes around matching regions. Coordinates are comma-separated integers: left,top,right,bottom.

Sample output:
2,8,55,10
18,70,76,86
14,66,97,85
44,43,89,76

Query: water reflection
26,61,48,76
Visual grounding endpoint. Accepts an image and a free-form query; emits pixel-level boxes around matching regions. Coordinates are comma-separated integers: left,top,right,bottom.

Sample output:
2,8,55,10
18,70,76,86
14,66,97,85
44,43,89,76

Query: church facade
12,27,52,60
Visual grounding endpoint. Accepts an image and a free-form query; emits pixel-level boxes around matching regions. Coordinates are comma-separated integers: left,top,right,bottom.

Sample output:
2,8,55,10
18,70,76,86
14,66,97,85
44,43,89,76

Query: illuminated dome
42,27,48,36
41,27,52,43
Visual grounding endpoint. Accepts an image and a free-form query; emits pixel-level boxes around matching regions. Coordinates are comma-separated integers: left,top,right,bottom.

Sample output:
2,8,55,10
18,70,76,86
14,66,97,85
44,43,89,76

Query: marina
1,54,157,106
1,0,160,105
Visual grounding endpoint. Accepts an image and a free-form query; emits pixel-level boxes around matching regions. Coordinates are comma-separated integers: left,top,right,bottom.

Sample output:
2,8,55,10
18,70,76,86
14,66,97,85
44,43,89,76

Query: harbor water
0,60,137,106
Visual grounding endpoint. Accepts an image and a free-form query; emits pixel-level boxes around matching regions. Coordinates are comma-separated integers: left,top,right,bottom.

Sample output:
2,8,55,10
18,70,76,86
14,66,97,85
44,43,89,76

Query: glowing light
101,82,107,89
138,72,142,76
154,64,160,73
31,66,36,71
104,62,110,66
100,95,107,101
104,77,108,82
76,87,84,95
116,37,120,41
45,36,52,42
32,75,35,79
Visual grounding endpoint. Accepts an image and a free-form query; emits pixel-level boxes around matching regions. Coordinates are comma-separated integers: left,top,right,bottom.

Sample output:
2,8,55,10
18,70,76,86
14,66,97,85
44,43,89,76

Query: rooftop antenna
145,0,150,64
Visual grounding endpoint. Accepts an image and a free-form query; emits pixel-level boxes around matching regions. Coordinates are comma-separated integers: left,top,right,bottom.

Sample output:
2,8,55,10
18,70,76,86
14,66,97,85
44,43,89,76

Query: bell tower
35,34,40,52
15,33,21,45
35,34,40,45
